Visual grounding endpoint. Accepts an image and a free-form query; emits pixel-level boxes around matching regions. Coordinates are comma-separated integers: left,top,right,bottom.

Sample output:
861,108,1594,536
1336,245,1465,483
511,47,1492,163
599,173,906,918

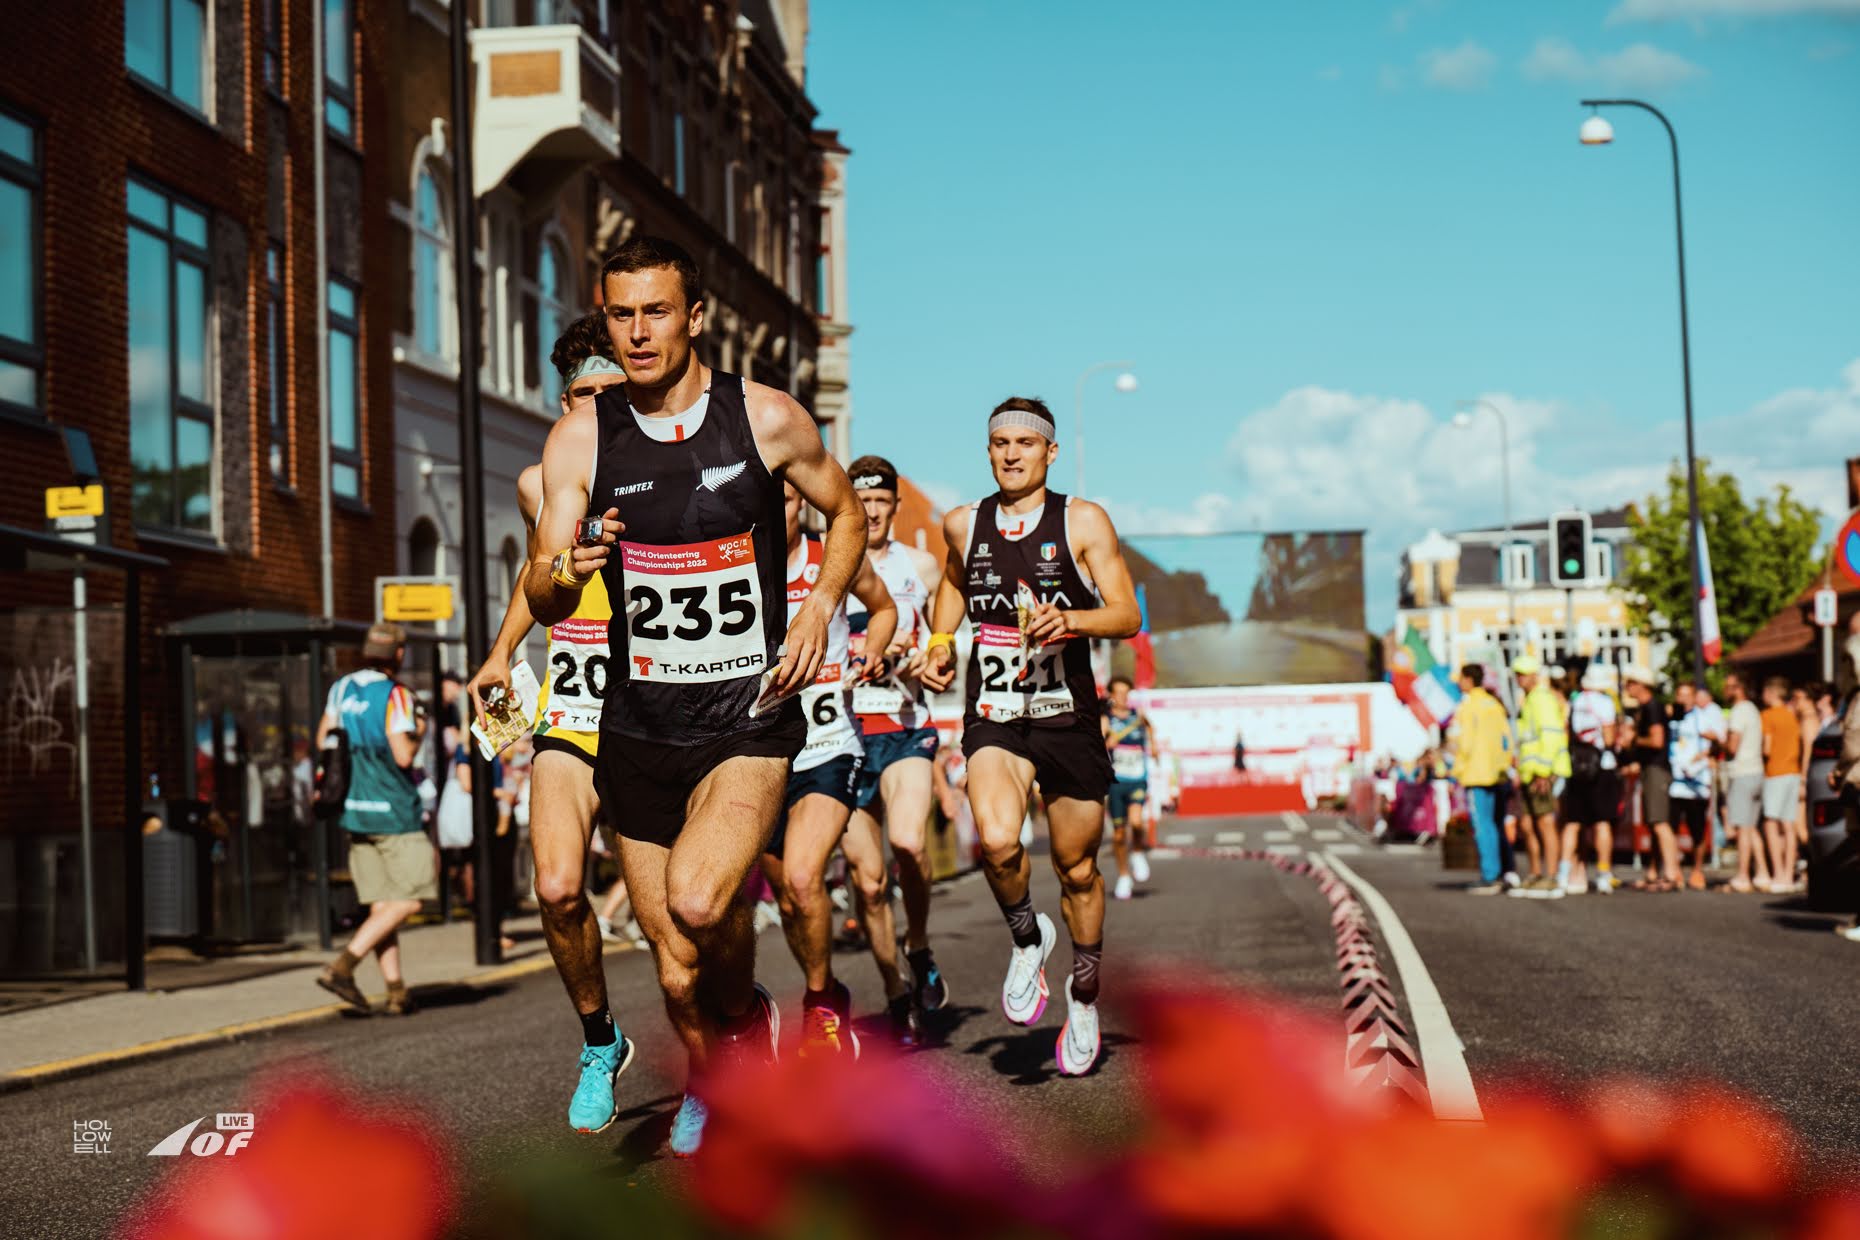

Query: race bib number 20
621,535,765,683
542,616,611,732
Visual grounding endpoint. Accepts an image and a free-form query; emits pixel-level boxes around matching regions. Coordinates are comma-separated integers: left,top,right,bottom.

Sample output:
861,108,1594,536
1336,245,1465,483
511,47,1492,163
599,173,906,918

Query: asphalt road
5,813,1856,1238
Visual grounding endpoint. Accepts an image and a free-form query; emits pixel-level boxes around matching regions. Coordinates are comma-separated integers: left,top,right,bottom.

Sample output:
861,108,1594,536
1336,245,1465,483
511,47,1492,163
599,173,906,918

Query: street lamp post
1452,399,1517,659
1073,361,1138,498
1578,98,1707,690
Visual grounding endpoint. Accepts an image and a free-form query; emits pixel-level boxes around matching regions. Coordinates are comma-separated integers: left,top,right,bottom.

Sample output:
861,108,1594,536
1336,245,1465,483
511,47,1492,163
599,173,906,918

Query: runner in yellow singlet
464,312,637,1134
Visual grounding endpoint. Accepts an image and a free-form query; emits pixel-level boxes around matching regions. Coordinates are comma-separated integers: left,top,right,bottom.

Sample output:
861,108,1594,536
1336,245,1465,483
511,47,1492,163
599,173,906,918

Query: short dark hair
1764,675,1791,698
846,455,898,492
1109,675,1133,691
549,311,613,381
1460,664,1484,688
599,234,701,311
1808,680,1835,703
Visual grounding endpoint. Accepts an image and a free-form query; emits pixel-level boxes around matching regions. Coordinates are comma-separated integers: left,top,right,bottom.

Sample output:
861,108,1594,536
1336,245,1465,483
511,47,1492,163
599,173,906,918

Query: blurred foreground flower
119,1074,453,1240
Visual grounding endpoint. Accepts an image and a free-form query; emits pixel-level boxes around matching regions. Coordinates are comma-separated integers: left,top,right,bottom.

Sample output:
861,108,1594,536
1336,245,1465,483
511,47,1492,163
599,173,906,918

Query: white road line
1164,833,1195,846
1313,833,1483,1123
1264,829,1293,842
1279,812,1309,834
1327,842,1363,855
1311,829,1343,841
1215,831,1247,844
1266,842,1302,855
1147,847,1183,860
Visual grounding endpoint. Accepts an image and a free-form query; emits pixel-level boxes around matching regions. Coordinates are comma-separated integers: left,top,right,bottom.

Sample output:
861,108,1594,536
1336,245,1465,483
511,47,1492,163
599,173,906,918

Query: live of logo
148,1112,257,1158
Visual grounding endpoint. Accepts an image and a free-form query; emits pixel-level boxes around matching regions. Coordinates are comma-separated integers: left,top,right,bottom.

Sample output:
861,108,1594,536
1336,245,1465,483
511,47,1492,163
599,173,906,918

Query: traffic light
1550,511,1591,588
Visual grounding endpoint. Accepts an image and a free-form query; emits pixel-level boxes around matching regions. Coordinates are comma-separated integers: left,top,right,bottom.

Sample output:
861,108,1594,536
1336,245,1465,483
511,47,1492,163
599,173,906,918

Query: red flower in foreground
118,1074,453,1240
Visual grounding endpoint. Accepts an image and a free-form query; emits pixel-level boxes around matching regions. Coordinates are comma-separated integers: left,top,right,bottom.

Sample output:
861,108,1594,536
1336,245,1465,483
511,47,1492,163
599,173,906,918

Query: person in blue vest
1102,676,1158,900
315,622,435,1015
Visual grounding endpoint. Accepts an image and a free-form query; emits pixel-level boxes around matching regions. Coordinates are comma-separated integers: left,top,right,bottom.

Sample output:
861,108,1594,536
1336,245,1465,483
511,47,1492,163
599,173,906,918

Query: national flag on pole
1698,527,1722,665
1128,584,1157,689
1390,624,1461,729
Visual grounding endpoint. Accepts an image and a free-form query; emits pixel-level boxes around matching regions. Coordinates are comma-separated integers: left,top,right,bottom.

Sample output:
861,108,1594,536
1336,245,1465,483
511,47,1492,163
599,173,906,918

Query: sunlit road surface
2,814,1855,1238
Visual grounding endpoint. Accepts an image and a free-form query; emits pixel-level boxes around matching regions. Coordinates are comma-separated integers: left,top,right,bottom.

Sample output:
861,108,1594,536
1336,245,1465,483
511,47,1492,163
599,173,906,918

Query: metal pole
308,637,331,950
125,567,145,990
1072,359,1133,498
313,0,332,619
1824,620,1836,683
1582,99,1704,689
449,2,500,966
74,567,96,972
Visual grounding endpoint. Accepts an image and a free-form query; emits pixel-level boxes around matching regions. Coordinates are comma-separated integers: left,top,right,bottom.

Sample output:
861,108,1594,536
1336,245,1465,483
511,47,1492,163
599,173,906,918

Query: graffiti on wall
3,658,77,795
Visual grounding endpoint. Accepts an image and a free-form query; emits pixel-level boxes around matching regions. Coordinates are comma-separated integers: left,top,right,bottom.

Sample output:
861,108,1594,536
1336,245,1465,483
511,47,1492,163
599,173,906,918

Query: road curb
0,952,563,1095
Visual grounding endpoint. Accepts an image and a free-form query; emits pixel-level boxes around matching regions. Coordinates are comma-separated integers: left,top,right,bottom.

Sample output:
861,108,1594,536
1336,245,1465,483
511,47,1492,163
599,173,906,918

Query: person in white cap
1564,662,1624,893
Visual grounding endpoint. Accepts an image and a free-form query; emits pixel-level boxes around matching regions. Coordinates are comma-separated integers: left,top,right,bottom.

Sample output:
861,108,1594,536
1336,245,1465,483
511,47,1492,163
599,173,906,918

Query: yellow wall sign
45,485,105,518
380,581,456,622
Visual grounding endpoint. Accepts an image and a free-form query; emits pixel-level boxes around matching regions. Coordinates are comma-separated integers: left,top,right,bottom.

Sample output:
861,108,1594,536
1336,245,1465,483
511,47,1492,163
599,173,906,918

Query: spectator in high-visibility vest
1511,654,1571,900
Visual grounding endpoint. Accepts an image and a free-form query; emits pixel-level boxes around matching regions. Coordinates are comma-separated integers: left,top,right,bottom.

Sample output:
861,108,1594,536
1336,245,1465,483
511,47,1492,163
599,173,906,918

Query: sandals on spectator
1715,877,1755,894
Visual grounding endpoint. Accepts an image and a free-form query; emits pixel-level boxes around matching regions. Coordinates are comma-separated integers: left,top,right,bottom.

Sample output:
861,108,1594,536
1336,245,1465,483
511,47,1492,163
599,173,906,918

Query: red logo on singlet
979,704,994,718
633,656,654,677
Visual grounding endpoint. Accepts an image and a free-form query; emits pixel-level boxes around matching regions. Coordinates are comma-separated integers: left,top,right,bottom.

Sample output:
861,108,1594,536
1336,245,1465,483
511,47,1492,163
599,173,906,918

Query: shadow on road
602,1094,682,1174
405,981,516,1010
1767,912,1846,934
964,1028,1136,1085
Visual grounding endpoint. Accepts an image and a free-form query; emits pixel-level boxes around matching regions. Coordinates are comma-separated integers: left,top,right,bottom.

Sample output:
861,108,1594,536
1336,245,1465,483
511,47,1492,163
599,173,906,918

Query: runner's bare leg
967,747,1038,909
840,809,907,998
529,749,608,1017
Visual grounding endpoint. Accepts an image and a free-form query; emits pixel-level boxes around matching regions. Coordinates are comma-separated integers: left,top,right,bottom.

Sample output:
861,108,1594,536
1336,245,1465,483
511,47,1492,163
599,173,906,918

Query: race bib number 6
621,535,765,683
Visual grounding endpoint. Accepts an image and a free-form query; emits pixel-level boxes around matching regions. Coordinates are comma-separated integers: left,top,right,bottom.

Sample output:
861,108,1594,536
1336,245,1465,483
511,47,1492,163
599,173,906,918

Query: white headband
988,409,1056,441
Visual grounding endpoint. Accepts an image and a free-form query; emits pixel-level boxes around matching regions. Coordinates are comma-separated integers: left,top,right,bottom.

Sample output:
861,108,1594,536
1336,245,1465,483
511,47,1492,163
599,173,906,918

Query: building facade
393,0,851,671
1396,509,1657,680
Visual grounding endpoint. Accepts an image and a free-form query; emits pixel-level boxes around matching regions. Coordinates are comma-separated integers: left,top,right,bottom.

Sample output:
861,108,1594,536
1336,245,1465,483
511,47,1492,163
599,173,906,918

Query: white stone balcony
470,24,620,198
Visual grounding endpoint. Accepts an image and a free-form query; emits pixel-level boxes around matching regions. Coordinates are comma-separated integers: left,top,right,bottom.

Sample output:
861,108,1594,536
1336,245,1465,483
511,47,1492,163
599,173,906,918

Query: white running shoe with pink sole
1001,912,1056,1026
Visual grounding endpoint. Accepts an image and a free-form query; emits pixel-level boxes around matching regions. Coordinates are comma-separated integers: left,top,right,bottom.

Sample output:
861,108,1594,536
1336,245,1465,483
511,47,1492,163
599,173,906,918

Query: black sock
579,1007,616,1047
804,979,850,1017
1071,940,1103,1005
907,946,935,980
1000,893,1040,949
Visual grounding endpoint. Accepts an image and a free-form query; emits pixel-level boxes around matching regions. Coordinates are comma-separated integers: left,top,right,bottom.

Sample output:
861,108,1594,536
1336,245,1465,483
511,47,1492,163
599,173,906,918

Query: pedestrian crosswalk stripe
1264,829,1293,842
1311,829,1343,841
1280,812,1308,834
1215,831,1246,844
1164,833,1195,846
1266,842,1302,855
1327,842,1363,855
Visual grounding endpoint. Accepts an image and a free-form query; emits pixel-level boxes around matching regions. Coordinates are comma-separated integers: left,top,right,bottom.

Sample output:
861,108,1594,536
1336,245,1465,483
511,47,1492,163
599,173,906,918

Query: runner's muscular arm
746,383,863,693
920,507,971,694
466,465,547,713
521,406,621,628
1026,499,1141,644
849,555,899,681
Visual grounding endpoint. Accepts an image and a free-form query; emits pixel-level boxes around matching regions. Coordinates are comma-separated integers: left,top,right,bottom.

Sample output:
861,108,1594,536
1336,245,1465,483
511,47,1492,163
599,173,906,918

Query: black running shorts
765,752,864,860
962,717,1114,805
595,716,806,848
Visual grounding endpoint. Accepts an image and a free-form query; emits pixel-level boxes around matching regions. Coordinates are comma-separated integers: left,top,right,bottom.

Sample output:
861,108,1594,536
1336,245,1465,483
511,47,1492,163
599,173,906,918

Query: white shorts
1725,774,1764,830
1761,774,1801,823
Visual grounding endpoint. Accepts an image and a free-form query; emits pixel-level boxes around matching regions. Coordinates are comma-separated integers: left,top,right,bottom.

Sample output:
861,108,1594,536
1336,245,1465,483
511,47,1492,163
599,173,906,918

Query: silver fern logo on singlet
698,461,747,492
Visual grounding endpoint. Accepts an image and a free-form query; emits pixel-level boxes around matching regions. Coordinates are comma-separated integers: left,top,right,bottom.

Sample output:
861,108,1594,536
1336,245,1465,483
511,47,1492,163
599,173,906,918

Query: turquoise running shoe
568,1035,635,1134
669,1092,709,1158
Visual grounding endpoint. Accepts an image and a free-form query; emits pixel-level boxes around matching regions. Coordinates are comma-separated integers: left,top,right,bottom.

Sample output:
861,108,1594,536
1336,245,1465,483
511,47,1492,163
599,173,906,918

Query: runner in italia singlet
587,373,793,744
534,570,613,756
961,493,1101,730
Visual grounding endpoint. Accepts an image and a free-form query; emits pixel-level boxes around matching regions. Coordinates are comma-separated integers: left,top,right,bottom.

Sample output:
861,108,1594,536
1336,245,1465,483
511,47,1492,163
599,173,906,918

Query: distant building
1395,509,1657,679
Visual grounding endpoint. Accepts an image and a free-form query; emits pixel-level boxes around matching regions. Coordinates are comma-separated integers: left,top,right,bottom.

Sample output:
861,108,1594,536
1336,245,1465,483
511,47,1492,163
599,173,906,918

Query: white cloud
1113,361,1859,627
1608,0,1860,24
1420,40,1498,90
1522,36,1707,90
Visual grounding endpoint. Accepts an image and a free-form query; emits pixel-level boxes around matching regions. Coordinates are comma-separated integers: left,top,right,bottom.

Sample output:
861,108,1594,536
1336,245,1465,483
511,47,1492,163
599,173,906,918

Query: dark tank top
961,492,1100,731
586,372,797,744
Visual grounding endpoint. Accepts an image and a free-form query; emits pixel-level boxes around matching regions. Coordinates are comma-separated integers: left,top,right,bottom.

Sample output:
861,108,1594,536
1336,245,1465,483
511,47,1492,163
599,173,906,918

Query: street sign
45,484,106,545
1814,588,1838,628
377,576,458,623
1836,511,1860,587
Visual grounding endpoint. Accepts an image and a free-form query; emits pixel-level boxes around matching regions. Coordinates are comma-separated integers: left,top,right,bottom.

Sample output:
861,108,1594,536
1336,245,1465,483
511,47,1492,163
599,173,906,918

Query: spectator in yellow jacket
1512,654,1571,900
1452,664,1516,893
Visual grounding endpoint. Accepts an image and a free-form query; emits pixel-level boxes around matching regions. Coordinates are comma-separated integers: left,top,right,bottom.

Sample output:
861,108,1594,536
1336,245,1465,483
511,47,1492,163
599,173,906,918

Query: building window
262,0,283,92
327,277,361,500
267,244,288,480
413,164,454,359
1501,542,1533,590
1588,540,1613,584
126,0,209,114
814,207,830,319
324,0,355,137
0,108,41,414
535,240,571,405
127,177,215,532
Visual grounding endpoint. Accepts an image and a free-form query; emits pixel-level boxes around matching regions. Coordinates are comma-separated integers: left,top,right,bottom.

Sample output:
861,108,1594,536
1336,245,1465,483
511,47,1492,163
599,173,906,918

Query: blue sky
807,0,1860,627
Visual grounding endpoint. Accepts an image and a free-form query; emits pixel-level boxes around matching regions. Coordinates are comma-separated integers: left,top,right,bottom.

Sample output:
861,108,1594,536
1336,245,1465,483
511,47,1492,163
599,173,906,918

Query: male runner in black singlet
525,236,865,1156
921,396,1141,1077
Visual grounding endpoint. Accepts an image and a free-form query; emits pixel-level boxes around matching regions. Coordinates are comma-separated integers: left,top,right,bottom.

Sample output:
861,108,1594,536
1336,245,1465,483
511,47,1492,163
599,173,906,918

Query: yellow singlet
532,571,611,758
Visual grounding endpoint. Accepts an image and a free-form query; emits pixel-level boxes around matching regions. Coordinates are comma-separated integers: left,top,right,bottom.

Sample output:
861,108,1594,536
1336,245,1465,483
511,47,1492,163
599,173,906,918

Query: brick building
0,0,853,980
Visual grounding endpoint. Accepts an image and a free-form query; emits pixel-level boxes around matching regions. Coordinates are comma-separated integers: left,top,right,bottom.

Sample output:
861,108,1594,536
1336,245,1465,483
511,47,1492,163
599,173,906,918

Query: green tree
1619,459,1822,685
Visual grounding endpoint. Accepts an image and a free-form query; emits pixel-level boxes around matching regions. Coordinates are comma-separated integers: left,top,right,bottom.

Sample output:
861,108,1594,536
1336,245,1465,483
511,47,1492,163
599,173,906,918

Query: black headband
851,464,897,492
